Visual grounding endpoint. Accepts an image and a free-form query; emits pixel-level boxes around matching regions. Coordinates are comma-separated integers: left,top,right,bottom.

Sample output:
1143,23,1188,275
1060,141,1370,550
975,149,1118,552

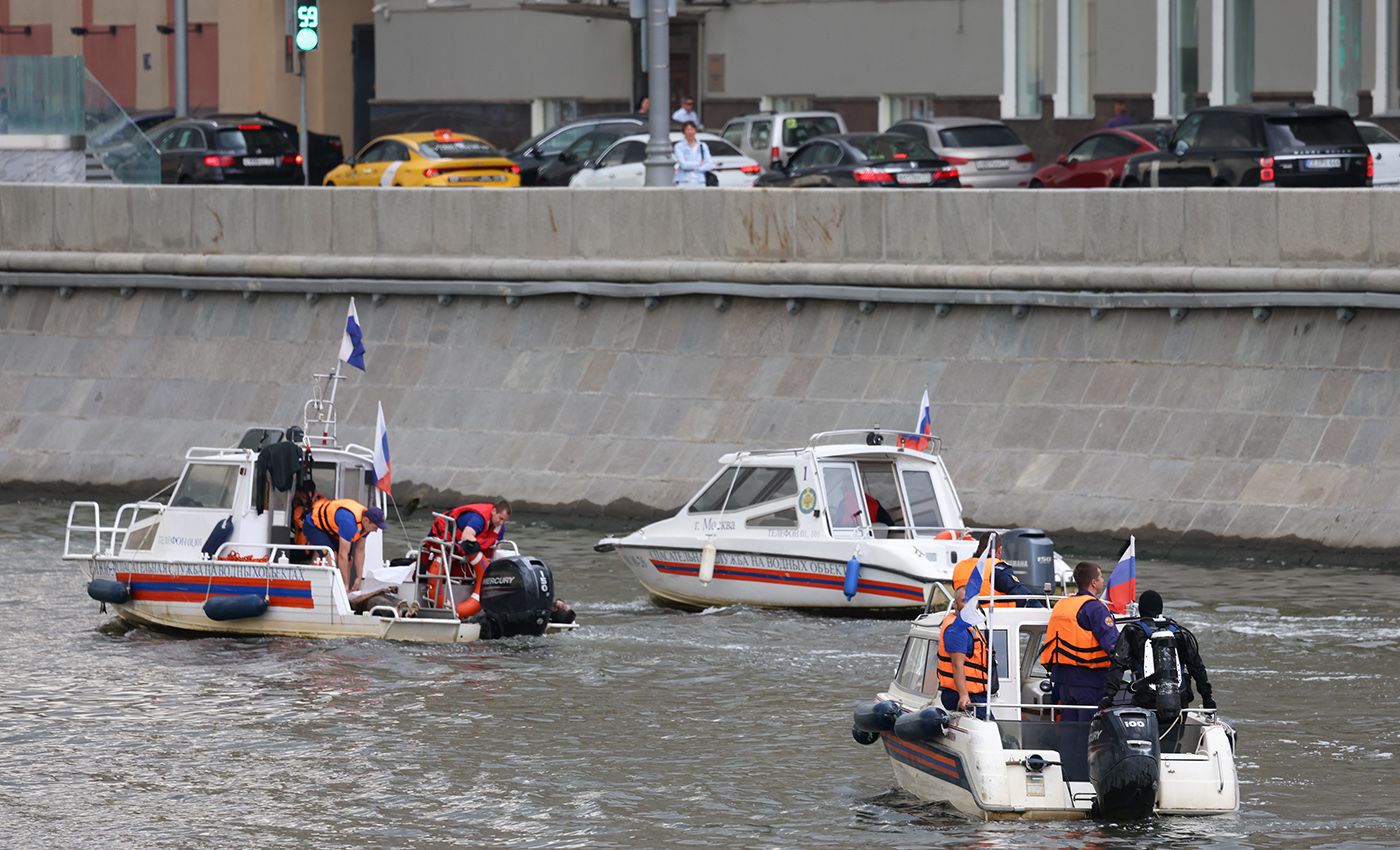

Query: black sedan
212,112,344,184
150,117,305,185
754,134,960,188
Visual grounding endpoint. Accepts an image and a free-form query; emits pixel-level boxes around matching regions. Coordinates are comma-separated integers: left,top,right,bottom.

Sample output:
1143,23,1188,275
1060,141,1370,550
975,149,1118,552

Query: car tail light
330,139,343,150
281,153,304,166
237,124,262,131
510,164,521,174
423,167,440,178
1015,151,1035,163
852,168,894,184
934,167,959,181
203,154,236,167
771,145,781,163
1367,153,1375,179
740,163,761,175
1259,156,1274,183
894,152,908,159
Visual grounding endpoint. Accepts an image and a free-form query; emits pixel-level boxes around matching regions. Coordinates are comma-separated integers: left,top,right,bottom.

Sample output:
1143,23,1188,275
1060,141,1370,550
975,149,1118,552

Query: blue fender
853,699,901,734
87,578,130,605
203,594,269,621
843,555,861,601
893,705,951,743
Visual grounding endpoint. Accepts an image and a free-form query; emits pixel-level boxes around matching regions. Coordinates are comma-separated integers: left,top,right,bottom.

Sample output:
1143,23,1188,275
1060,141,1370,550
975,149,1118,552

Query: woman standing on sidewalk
672,121,713,188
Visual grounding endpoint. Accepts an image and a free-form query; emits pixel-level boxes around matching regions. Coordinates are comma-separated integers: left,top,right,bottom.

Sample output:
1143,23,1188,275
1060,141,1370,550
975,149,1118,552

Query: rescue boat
595,429,1071,613
64,323,575,643
851,580,1239,820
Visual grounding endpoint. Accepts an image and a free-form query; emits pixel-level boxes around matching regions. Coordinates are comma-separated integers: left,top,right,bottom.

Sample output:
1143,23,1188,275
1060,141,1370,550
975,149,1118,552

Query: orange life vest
936,611,989,694
952,557,1017,608
292,495,324,546
311,498,369,543
1039,594,1112,669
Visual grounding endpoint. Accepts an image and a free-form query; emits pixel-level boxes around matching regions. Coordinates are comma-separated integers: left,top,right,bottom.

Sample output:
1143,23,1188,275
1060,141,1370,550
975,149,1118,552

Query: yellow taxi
323,129,521,188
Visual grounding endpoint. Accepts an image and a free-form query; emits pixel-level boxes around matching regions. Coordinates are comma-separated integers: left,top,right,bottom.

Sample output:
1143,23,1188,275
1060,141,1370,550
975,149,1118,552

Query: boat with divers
851,547,1239,820
596,428,1071,613
64,320,575,643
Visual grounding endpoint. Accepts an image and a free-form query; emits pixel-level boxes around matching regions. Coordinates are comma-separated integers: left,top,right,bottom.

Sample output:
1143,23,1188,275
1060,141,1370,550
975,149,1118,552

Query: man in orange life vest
429,500,511,578
952,533,1046,608
303,498,386,591
1039,560,1120,722
936,583,994,719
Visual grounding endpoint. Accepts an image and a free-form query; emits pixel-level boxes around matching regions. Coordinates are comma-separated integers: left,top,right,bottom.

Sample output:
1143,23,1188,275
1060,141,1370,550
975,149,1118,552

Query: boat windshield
689,466,795,513
170,463,239,509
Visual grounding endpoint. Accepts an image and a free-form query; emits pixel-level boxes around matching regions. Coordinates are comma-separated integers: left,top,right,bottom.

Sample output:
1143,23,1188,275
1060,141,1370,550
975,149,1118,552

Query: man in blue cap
303,498,387,591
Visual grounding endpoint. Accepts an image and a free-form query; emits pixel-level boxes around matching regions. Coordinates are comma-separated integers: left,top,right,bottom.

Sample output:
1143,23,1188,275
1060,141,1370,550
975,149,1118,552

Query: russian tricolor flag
897,389,933,451
1106,535,1137,615
957,533,992,629
373,401,392,494
340,298,366,371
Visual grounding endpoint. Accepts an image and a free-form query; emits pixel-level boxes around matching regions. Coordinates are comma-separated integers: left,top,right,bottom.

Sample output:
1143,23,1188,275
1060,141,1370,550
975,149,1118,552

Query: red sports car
1029,125,1165,188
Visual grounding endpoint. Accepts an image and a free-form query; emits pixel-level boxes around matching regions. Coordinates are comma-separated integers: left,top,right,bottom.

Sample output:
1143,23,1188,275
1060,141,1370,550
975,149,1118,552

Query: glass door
819,461,867,540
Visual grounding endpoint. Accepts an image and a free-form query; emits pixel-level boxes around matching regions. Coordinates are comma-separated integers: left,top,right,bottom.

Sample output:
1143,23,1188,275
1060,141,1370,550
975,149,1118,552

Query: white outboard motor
1088,707,1161,819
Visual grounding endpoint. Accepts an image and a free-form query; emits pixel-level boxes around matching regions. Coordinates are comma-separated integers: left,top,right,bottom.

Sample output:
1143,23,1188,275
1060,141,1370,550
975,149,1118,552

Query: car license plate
242,157,276,167
1304,157,1342,170
977,159,1011,170
895,172,933,185
449,174,506,183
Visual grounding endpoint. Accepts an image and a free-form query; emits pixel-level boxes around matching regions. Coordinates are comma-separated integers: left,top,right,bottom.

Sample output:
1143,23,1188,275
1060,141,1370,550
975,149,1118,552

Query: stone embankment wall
2,184,1399,556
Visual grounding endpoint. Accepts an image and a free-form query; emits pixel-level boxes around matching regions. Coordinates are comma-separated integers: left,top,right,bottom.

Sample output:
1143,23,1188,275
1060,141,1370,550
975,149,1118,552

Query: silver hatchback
886,117,1035,187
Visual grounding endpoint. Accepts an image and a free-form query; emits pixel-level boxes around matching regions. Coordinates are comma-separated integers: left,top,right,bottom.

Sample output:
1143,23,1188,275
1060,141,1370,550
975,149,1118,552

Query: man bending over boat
423,501,511,579
303,498,387,591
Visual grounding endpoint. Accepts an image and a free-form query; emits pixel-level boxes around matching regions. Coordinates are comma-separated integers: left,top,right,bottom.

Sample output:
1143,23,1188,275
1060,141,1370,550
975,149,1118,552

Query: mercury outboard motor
470,555,556,639
1088,707,1161,819
1002,528,1055,593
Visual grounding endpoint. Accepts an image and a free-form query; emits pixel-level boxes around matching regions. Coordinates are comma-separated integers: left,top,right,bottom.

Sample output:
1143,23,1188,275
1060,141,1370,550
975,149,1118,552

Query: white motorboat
596,429,1071,613
64,316,575,643
851,594,1239,820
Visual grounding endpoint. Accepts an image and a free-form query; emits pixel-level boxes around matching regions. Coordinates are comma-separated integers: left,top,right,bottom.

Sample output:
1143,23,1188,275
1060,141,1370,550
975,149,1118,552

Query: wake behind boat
596,428,1071,613
64,301,575,643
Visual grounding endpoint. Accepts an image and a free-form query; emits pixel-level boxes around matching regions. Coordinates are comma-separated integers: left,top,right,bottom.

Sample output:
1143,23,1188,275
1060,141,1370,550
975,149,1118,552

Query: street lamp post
642,0,672,187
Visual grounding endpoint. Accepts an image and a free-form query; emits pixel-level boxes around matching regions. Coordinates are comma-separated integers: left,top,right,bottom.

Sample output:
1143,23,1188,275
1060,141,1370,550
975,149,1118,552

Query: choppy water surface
2,499,1397,849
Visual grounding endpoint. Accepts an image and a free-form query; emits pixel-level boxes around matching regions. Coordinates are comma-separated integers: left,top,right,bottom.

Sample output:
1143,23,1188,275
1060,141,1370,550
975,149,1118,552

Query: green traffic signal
295,2,319,52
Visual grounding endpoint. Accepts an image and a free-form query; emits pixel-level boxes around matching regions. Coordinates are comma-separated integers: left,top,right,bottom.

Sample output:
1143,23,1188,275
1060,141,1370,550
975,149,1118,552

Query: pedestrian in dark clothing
1100,589,1216,715
1105,100,1134,128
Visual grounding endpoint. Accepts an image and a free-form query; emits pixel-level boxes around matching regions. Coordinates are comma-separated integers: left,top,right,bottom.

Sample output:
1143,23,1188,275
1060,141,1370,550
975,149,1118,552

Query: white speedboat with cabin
65,348,573,643
596,428,1070,613
851,591,1239,820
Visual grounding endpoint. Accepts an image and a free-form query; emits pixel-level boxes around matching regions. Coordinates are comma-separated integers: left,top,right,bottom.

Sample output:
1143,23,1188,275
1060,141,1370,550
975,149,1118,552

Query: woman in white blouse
672,121,714,188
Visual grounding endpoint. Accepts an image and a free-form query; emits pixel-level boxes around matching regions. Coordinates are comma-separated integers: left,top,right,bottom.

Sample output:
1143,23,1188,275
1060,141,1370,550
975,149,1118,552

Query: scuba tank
1135,617,1183,718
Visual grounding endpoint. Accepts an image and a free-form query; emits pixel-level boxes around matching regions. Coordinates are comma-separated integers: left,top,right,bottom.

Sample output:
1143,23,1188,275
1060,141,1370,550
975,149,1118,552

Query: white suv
719,111,848,171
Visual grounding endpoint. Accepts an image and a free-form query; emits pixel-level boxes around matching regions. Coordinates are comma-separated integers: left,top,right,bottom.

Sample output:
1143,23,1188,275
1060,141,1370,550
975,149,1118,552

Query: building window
1155,0,1199,118
531,98,580,135
880,94,932,129
1003,0,1044,118
1210,0,1254,105
1055,0,1093,117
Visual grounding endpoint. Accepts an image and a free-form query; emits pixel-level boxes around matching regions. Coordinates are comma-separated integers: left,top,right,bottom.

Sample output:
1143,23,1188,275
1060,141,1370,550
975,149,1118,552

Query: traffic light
294,1,319,51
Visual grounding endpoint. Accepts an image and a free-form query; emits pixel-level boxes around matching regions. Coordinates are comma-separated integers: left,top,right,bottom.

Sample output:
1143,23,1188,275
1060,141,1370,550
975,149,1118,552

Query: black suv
150,116,305,185
1121,104,1370,188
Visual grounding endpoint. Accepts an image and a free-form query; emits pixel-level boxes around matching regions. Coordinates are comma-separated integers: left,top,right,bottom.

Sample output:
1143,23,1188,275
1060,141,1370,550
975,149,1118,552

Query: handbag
704,170,719,187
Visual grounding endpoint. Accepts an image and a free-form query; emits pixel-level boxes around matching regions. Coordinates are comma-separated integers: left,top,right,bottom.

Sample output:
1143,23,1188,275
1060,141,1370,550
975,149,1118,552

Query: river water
2,499,1397,849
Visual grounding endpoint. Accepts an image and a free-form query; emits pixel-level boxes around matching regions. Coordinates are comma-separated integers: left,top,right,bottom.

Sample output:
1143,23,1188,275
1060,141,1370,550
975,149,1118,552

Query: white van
719,111,848,171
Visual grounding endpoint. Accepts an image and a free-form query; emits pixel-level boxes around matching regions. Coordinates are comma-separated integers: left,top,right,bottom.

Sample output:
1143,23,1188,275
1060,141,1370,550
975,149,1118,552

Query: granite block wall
3,286,1398,551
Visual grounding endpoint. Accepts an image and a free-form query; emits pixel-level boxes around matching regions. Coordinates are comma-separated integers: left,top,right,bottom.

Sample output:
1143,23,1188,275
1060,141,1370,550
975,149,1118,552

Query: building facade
0,0,372,149
369,0,1399,158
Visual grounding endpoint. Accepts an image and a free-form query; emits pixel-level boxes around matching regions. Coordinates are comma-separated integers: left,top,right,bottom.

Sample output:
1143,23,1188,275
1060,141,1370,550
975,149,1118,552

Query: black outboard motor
470,555,556,639
1002,528,1055,593
1088,707,1161,820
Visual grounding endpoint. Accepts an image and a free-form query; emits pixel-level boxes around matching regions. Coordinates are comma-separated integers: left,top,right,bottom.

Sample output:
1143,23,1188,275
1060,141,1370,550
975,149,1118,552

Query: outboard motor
1088,707,1161,820
470,555,556,639
1001,528,1055,593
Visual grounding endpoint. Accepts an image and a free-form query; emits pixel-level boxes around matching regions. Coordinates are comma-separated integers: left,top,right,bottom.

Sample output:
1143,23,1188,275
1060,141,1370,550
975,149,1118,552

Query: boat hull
617,544,938,612
79,557,480,643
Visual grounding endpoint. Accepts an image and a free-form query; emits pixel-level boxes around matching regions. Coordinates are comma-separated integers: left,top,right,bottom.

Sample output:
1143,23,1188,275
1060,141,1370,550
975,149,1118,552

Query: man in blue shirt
936,584,993,719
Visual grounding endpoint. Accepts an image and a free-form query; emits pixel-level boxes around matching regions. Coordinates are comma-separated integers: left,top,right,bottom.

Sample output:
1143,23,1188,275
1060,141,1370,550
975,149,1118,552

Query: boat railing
64,500,166,558
186,446,255,461
806,428,943,454
303,399,338,448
